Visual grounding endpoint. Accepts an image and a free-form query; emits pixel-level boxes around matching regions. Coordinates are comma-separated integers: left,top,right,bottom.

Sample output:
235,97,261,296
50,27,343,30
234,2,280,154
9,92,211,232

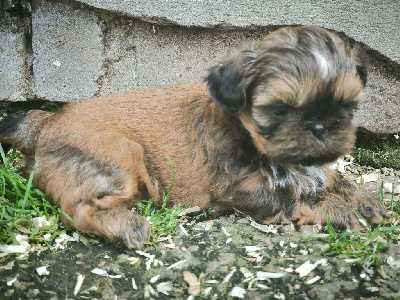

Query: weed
1,147,183,251
134,156,183,247
0,144,69,247
306,215,400,273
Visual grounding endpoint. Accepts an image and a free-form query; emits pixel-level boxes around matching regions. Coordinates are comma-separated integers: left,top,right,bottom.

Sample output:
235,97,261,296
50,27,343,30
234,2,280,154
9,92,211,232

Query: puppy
0,26,387,248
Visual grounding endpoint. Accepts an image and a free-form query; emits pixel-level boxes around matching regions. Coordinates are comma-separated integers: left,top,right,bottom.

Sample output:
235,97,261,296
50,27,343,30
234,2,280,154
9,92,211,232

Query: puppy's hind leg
65,197,152,249
43,137,156,248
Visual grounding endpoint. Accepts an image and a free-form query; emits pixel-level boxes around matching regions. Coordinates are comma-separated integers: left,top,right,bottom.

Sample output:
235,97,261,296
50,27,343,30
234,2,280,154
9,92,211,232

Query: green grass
353,129,400,169
306,181,400,270
0,144,69,247
307,214,400,272
134,156,183,247
0,147,183,251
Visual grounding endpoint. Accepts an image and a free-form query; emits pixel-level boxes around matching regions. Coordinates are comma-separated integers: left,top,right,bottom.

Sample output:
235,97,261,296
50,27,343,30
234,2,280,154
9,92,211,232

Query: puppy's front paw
289,190,388,231
119,214,152,249
95,208,152,248
356,195,388,227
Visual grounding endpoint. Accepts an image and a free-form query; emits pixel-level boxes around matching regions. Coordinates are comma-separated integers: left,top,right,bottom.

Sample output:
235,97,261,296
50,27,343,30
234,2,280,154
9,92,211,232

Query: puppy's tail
0,110,52,156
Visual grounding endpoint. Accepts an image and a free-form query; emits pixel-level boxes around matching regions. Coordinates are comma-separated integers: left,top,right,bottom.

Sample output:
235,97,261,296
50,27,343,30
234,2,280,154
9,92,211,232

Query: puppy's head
206,26,367,166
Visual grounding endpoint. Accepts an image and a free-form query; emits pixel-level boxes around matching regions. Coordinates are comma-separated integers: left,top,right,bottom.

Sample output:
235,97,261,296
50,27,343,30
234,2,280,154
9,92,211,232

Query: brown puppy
0,26,387,248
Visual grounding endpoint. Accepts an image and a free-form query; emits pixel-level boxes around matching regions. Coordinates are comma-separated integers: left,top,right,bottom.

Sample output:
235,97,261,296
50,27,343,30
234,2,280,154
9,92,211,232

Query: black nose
310,124,327,139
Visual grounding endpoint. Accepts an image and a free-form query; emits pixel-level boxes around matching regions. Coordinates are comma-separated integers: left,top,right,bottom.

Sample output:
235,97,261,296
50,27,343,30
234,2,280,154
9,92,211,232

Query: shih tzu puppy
0,26,387,248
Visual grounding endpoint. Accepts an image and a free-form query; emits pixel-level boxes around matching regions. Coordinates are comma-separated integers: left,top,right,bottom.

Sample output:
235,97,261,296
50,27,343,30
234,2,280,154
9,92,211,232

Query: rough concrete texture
32,0,104,101
0,31,28,102
76,0,400,64
134,22,275,88
0,0,398,133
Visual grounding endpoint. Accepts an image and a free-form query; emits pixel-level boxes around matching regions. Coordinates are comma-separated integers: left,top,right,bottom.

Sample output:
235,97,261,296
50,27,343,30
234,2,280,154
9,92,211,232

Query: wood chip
183,271,201,295
166,260,187,270
73,274,85,296
256,271,286,280
228,286,246,299
221,227,231,236
295,259,327,277
306,276,321,284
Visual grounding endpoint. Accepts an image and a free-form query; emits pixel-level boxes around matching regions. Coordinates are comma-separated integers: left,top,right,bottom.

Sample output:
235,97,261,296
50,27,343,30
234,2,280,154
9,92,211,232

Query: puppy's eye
267,104,291,118
343,101,358,110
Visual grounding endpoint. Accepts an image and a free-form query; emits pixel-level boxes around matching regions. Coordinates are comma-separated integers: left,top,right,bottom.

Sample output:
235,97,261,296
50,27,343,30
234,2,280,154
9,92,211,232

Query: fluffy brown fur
0,26,387,248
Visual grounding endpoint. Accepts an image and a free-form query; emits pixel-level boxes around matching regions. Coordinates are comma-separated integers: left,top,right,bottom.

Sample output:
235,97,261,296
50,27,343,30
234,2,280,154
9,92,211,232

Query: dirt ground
1,163,400,300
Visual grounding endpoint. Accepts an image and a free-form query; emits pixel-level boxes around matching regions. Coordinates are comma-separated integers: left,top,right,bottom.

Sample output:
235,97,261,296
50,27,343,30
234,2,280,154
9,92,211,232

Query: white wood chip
221,227,231,236
295,259,327,277
226,238,232,244
136,250,163,270
144,284,157,297
132,278,137,289
205,280,220,284
299,249,309,255
90,268,122,278
36,266,49,276
164,243,176,249
249,220,278,234
203,286,213,296
257,283,270,290
91,268,108,276
356,173,379,183
274,292,286,299
306,276,321,284
3,260,15,270
223,267,237,283
150,275,160,283
244,246,263,252
345,258,363,263
393,184,400,194
360,272,371,281
73,274,85,296
32,216,55,229
281,267,294,273
358,218,368,228
387,256,400,267
166,260,187,270
256,271,286,280
228,286,246,299
156,281,173,295
7,275,18,286
179,224,188,236
0,235,31,255
383,182,393,193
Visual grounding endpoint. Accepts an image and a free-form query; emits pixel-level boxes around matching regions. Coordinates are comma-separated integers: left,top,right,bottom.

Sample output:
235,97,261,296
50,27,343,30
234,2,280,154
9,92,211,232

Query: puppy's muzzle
309,124,328,140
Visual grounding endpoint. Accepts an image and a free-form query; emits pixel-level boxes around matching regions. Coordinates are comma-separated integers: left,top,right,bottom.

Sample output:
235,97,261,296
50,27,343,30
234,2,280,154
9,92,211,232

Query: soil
1,163,400,300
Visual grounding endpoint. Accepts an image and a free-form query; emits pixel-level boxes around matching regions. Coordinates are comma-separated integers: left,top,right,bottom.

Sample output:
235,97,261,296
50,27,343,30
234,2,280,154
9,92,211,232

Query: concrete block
32,0,103,101
134,22,273,88
354,68,400,134
0,31,29,101
76,0,400,64
1,0,398,133
97,17,138,95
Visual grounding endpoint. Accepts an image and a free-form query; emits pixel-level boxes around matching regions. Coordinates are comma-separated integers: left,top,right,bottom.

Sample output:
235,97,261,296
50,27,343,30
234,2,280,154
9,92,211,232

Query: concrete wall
0,0,399,133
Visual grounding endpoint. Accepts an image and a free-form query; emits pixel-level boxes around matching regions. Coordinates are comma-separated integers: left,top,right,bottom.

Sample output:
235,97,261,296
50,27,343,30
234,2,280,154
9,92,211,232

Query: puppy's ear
205,49,257,112
353,44,368,87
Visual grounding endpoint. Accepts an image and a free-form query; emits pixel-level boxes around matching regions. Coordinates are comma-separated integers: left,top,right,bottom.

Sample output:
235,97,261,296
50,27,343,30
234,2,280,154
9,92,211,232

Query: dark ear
353,44,368,87
205,50,257,112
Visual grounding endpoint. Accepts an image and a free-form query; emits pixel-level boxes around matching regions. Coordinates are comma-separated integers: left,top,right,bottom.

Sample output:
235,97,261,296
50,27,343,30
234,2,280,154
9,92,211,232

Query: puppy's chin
270,153,344,167
266,130,356,167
